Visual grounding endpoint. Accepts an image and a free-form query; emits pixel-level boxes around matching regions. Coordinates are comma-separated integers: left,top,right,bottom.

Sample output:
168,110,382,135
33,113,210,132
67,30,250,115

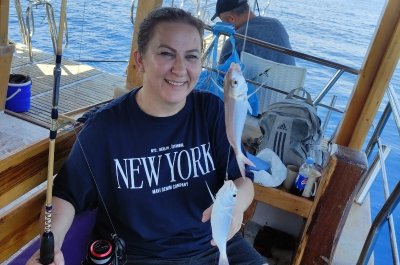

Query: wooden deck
6,43,125,128
1,45,126,262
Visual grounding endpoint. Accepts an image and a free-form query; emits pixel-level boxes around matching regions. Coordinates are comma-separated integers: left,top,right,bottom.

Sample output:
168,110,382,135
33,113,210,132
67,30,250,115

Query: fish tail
218,250,230,265
237,152,255,179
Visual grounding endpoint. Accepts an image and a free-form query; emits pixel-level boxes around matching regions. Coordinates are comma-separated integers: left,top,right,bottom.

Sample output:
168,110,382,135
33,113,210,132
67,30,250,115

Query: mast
125,0,163,90
0,0,15,111
335,0,400,150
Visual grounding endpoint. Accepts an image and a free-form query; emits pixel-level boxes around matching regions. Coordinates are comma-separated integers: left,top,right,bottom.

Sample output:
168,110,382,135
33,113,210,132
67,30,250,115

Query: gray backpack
257,88,322,167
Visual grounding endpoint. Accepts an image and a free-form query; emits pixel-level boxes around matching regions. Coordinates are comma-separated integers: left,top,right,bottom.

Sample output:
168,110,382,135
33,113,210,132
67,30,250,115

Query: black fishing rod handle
39,231,55,264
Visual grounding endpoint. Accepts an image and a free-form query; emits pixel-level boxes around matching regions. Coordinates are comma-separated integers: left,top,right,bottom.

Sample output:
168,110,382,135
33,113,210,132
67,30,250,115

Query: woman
27,7,266,265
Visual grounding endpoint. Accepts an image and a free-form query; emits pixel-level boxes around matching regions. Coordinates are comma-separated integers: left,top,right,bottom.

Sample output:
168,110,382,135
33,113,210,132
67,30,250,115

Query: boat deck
7,43,125,128
1,44,125,160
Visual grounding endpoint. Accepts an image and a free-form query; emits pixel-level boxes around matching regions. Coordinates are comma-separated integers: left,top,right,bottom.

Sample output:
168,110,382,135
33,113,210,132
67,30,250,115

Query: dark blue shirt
53,89,252,258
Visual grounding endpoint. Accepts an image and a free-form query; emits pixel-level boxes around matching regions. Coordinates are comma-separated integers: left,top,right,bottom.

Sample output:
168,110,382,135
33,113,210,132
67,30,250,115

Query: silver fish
206,180,238,265
224,63,255,178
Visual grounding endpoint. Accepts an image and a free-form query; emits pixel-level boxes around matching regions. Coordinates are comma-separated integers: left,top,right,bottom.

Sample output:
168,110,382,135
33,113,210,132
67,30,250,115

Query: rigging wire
240,4,251,63
77,0,87,75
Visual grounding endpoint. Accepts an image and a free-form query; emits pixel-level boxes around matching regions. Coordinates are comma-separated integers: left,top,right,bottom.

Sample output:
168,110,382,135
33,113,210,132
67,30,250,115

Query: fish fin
246,100,253,115
205,181,216,203
247,84,262,99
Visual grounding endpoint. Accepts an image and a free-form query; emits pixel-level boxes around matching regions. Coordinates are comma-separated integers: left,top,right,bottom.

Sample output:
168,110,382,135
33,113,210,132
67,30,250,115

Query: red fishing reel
82,234,126,265
83,239,113,265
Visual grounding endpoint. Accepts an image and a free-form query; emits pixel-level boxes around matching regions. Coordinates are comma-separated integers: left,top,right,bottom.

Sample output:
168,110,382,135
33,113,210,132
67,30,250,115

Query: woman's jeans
126,233,267,265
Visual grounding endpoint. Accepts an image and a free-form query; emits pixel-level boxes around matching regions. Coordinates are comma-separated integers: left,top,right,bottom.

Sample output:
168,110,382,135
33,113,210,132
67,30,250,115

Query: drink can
294,174,308,191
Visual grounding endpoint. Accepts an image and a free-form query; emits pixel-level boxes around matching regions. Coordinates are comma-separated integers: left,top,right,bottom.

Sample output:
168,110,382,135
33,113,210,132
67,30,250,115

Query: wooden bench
0,118,76,263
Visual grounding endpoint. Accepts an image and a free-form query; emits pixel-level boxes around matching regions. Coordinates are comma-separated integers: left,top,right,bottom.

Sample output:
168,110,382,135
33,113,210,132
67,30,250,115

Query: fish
223,63,255,178
206,180,238,265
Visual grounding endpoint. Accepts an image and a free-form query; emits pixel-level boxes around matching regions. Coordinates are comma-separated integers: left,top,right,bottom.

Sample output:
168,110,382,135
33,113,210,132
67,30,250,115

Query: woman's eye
160,51,174,57
186,54,199,60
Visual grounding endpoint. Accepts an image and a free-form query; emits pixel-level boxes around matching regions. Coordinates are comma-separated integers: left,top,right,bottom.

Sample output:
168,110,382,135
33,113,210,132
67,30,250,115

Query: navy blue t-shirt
53,89,252,258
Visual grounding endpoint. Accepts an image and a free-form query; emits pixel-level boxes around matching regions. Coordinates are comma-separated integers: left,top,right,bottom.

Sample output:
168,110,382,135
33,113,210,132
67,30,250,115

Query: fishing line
240,3,251,57
225,146,231,181
75,59,129,63
70,0,121,237
71,124,118,234
77,0,87,75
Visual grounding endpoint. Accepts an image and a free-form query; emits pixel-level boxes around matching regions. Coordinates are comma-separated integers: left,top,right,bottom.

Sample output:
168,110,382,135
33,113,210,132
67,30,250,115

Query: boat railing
203,25,357,117
204,23,400,264
357,85,400,203
355,85,400,265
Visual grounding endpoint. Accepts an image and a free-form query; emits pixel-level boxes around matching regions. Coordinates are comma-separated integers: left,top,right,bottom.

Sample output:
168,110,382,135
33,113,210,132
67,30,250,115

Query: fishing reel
82,234,126,265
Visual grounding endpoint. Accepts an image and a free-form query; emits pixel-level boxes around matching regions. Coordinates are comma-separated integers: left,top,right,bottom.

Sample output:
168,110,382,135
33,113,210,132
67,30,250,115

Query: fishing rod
39,0,68,263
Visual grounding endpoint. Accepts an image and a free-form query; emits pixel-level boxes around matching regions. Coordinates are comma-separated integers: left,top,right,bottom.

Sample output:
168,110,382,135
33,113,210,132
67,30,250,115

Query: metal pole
357,180,400,265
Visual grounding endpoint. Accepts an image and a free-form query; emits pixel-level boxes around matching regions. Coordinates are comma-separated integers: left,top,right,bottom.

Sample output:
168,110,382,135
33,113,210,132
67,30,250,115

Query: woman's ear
134,51,145,72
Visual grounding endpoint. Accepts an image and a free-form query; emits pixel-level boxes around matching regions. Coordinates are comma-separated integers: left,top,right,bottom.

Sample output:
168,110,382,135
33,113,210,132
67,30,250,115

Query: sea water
7,0,399,263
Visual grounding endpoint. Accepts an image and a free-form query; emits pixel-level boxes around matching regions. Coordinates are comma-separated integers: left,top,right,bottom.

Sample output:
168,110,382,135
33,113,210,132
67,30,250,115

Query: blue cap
306,157,314,164
211,0,248,21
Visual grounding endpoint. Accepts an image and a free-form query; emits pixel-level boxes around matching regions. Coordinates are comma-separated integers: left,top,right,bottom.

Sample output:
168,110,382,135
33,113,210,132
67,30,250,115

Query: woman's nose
172,56,186,75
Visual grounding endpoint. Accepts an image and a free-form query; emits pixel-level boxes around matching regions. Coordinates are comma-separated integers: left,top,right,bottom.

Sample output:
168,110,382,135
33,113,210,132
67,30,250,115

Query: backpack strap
286,88,313,106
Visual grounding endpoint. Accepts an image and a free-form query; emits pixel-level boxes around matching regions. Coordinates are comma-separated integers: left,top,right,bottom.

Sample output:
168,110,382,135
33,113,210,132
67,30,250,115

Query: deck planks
6,43,125,128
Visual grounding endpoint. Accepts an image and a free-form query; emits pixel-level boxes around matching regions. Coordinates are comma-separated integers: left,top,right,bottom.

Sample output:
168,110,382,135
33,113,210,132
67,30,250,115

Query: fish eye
233,194,236,197
233,80,238,85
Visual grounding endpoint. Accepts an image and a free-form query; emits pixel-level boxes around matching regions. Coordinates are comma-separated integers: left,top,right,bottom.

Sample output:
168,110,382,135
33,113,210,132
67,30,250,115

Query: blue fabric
246,152,270,172
211,21,236,36
53,89,254,259
195,22,259,116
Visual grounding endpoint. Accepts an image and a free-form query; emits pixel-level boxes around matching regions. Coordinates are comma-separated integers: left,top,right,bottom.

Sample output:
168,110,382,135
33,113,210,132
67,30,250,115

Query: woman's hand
26,248,65,265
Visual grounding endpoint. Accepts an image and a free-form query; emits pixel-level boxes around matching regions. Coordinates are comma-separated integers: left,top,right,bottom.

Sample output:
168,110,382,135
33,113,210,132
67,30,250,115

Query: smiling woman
26,7,267,265
134,21,203,116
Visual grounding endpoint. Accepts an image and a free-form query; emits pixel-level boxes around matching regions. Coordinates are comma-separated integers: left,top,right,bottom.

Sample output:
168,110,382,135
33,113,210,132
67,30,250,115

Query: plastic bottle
291,157,317,196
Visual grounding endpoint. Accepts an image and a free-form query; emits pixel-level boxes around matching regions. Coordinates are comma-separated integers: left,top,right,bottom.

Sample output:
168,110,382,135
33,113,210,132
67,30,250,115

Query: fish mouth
165,79,187,86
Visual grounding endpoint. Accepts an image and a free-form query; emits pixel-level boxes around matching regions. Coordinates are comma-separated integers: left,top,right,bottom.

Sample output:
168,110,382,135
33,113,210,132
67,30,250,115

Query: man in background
212,0,295,66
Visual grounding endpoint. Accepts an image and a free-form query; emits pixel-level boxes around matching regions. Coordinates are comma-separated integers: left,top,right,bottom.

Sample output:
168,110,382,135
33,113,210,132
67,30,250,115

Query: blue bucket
6,74,32,113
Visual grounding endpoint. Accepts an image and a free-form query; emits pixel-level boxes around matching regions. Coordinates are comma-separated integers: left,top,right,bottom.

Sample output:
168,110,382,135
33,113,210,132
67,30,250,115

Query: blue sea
7,0,400,263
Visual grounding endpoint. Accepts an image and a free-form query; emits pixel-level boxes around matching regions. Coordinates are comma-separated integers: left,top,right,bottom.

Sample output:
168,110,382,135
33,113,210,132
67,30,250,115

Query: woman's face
136,22,202,114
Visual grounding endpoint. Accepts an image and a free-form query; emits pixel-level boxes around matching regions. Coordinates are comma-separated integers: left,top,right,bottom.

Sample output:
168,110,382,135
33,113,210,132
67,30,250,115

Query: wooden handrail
335,0,400,149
